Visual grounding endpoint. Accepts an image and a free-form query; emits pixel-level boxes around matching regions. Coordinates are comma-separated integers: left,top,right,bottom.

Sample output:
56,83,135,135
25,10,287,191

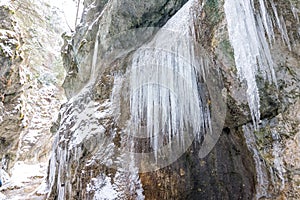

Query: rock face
48,0,300,199
0,4,24,171
47,0,300,199
0,0,69,198
1,0,298,199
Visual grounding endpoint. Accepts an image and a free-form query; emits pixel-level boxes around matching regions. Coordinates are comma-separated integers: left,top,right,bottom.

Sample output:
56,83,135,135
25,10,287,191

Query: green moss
204,0,222,25
254,127,272,150
219,40,234,60
196,0,225,48
8,9,15,15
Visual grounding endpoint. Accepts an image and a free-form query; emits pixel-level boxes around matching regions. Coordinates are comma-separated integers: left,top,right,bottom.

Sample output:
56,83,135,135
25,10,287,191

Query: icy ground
0,162,47,200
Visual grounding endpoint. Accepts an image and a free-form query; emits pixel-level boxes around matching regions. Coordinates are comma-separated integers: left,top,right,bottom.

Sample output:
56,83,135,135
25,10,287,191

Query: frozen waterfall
224,0,279,129
128,0,212,162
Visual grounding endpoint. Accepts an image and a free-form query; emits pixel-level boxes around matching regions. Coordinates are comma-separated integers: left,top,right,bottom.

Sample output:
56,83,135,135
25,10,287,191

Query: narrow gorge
0,0,299,199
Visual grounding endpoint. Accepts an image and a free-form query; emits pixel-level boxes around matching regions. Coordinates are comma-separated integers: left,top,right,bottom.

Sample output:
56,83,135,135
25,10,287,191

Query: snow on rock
86,175,118,200
0,0,9,6
0,28,19,58
0,161,47,199
16,82,64,162
0,0,74,198
9,162,45,187
0,192,6,200
47,82,120,199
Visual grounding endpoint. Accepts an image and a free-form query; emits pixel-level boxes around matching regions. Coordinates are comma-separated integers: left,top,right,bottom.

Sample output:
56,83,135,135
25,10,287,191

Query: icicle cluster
128,0,211,160
224,0,279,129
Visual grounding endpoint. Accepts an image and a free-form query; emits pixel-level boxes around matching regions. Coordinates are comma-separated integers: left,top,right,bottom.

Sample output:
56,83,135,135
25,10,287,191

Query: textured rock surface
0,0,69,198
0,3,24,172
202,0,300,199
0,0,299,199
47,0,299,199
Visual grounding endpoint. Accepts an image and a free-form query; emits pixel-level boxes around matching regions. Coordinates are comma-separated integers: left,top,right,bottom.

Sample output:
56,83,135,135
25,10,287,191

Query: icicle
224,0,261,129
279,15,291,50
91,23,101,80
224,0,277,129
271,130,285,190
270,0,291,50
258,0,275,43
256,15,277,85
290,2,299,23
47,135,59,198
128,0,210,162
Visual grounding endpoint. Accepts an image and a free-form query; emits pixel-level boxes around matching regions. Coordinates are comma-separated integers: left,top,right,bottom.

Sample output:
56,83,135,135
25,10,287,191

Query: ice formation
243,125,270,199
224,0,279,129
271,129,285,190
128,0,212,161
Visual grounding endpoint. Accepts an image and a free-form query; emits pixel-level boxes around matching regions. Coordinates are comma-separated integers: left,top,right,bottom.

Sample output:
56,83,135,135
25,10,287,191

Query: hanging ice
128,0,211,161
224,0,277,129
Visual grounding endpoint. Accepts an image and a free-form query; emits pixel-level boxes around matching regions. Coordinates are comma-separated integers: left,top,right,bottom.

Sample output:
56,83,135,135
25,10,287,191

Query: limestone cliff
0,0,299,199
47,0,300,199
0,0,69,198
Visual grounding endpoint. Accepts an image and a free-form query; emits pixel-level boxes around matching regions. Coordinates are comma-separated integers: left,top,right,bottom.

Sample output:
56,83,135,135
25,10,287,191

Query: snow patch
87,175,118,200
0,162,46,192
0,0,9,6
48,0,84,30
0,192,6,200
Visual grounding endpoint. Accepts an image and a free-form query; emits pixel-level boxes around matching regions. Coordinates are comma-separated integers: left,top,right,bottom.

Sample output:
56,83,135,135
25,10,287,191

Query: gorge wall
0,0,299,199
0,0,73,198
47,0,300,199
